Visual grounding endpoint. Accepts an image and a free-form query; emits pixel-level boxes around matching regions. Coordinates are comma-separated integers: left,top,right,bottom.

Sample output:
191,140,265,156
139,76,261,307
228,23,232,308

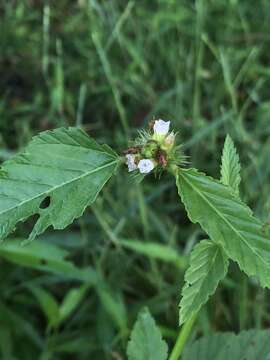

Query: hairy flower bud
126,154,137,172
142,141,159,158
162,132,176,151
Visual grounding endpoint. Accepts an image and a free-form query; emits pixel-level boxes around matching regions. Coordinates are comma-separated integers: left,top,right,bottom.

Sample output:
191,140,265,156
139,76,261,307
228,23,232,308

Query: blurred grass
0,0,270,359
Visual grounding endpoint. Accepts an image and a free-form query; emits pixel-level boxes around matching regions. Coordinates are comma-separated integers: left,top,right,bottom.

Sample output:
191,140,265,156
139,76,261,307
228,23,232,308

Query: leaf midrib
0,159,118,217
179,170,269,270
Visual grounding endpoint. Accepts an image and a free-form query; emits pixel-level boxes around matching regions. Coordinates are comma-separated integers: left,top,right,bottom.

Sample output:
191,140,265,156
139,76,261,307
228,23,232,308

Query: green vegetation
1,1,270,359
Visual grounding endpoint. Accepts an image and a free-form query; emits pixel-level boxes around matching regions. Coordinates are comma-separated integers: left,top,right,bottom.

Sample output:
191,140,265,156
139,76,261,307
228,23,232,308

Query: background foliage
1,0,270,359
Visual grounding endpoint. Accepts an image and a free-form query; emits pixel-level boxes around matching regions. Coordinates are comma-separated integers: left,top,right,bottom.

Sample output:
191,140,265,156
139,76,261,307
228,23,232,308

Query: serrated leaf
176,168,270,288
220,135,241,195
182,329,270,360
127,308,168,360
180,240,229,324
0,127,119,241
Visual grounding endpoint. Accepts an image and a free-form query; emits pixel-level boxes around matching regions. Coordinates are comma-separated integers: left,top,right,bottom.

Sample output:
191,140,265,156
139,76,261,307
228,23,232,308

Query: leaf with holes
176,168,270,288
0,127,119,241
179,240,229,324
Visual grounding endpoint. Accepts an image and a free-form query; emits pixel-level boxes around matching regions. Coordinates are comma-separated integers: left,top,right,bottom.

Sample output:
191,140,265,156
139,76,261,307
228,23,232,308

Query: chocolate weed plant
0,120,270,359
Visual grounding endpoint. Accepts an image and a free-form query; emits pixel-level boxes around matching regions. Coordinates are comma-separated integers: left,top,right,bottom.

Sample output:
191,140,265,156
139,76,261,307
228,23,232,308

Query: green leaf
180,240,229,324
0,127,119,241
30,284,89,330
127,308,168,360
182,329,270,360
0,238,98,283
47,333,96,354
120,239,187,269
220,135,241,195
28,286,60,329
59,285,89,324
0,301,42,348
0,328,13,360
97,285,128,333
176,168,270,288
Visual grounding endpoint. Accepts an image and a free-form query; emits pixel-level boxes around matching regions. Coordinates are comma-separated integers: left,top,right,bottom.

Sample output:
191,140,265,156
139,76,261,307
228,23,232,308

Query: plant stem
168,313,198,360
239,272,248,330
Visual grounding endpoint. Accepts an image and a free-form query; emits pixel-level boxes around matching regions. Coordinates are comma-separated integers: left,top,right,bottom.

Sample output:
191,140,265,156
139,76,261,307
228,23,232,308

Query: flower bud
125,154,137,172
163,132,176,150
142,141,159,158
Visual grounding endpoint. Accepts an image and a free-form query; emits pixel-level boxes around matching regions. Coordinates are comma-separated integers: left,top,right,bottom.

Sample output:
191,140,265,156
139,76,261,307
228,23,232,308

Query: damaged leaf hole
40,259,48,266
39,196,51,209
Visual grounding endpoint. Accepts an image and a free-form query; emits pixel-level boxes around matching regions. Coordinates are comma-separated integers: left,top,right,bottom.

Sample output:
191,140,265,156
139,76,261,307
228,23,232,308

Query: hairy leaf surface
180,240,229,324
176,168,270,288
182,329,270,360
127,308,168,360
220,135,241,195
0,127,119,241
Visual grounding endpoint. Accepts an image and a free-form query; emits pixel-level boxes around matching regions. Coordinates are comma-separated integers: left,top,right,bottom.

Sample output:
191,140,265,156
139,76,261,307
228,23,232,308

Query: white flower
126,154,137,172
153,119,170,136
138,159,155,174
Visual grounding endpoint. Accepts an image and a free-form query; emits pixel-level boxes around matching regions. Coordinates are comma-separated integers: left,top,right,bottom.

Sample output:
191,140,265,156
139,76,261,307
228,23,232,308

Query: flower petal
138,159,155,174
153,119,170,135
